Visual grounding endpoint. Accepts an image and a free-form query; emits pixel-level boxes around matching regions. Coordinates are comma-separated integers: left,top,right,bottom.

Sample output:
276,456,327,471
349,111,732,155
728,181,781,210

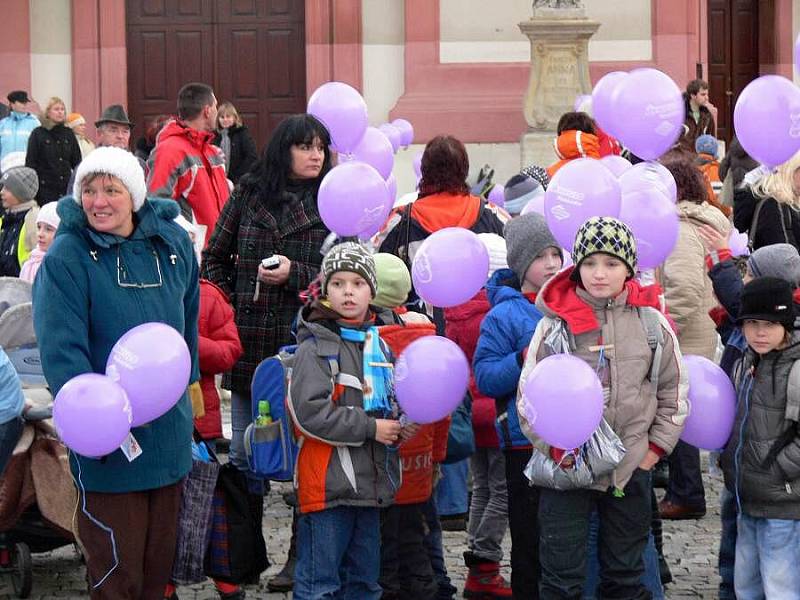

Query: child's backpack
246,345,340,481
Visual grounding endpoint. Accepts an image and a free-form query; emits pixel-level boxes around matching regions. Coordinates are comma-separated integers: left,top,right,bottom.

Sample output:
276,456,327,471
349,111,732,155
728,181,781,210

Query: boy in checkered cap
290,241,414,599
516,216,688,598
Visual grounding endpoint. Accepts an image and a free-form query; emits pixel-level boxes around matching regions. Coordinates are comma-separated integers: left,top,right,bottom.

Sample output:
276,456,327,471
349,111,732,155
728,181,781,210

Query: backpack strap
637,307,665,393
748,197,766,251
786,360,800,423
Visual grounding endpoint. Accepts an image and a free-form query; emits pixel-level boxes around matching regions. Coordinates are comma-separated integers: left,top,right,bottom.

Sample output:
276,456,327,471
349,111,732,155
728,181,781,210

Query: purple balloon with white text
680,355,736,450
318,161,391,236
395,336,469,424
54,373,132,457
412,228,489,307
106,322,191,427
307,82,368,153
522,354,604,449
544,158,622,250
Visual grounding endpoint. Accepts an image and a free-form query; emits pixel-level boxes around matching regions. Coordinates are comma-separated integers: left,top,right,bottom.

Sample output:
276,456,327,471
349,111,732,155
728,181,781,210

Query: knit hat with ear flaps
321,242,377,298
72,146,147,211
738,276,795,329
571,216,637,279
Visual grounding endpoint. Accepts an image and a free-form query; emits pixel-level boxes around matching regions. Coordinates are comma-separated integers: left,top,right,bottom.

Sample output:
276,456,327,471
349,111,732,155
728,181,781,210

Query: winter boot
463,551,512,599
267,510,298,592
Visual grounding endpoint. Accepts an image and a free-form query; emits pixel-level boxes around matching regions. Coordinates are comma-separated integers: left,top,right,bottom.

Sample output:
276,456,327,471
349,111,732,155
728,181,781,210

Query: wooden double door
126,0,307,152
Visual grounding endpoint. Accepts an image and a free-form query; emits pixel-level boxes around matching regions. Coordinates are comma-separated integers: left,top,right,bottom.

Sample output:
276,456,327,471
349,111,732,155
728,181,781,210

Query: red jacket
147,119,230,234
196,280,243,439
378,319,450,505
444,289,499,448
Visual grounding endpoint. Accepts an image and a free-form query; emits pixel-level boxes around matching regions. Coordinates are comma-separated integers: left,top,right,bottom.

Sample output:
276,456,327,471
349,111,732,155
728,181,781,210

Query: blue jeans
435,459,469,516
584,511,664,599
0,416,23,477
735,513,800,600
718,487,738,599
294,506,382,600
229,390,265,495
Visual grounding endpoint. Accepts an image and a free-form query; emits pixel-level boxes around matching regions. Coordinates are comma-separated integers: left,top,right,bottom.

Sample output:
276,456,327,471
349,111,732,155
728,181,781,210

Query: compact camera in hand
261,256,281,270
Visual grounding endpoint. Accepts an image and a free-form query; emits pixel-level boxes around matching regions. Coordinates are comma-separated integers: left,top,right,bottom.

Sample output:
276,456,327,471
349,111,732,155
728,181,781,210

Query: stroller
0,278,78,598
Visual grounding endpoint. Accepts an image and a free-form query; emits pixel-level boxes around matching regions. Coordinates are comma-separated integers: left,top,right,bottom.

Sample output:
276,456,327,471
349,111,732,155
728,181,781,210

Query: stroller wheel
11,542,32,598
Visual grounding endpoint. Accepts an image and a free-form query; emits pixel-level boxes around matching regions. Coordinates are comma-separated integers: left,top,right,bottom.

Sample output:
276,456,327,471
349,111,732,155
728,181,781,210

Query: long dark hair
241,114,332,203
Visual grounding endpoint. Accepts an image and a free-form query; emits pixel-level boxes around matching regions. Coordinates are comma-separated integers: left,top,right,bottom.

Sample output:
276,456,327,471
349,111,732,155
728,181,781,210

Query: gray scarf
219,129,231,171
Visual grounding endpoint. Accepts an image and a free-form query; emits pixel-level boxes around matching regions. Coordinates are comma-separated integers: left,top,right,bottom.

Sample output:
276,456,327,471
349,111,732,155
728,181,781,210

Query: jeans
505,449,540,600
229,390,265,495
435,459,469,516
0,416,23,477
538,468,653,600
584,512,664,599
734,513,800,600
468,447,508,562
718,487,738,599
665,440,706,509
294,506,382,600
380,503,437,598
421,496,457,600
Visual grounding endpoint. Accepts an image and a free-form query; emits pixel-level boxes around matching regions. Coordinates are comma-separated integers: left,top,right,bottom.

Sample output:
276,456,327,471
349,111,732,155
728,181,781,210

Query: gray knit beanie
503,213,562,283
748,243,800,288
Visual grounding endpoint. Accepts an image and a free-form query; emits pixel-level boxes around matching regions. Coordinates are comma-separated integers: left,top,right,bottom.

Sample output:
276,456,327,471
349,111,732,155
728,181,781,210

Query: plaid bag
171,458,220,585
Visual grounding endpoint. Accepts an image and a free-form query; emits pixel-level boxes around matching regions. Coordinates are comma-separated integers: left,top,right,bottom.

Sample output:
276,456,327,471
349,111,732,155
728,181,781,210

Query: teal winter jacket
33,196,200,493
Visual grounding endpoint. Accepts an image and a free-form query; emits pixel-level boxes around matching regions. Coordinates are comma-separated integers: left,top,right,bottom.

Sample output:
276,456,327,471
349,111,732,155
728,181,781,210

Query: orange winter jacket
378,318,451,505
547,130,601,178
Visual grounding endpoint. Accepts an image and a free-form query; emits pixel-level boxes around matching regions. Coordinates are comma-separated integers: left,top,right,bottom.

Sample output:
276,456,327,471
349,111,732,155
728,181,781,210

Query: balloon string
71,451,120,588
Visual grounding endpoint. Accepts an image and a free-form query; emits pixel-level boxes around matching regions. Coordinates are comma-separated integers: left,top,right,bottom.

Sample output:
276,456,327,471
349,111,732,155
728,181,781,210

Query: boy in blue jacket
473,212,562,599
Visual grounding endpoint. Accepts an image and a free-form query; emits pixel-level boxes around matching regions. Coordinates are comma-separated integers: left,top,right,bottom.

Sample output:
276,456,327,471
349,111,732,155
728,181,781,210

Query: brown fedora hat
94,104,134,128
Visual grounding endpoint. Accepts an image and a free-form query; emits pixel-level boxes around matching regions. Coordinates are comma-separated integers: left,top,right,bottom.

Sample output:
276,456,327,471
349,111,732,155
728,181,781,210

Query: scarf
340,326,395,416
219,129,231,171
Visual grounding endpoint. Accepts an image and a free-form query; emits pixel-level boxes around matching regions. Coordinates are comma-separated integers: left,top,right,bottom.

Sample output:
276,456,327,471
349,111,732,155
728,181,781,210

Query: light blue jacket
0,112,40,167
0,348,24,425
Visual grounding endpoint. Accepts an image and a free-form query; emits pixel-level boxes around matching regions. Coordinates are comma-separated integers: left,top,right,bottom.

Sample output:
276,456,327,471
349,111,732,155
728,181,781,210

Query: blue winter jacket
0,112,39,167
473,268,544,449
708,258,750,378
33,197,200,493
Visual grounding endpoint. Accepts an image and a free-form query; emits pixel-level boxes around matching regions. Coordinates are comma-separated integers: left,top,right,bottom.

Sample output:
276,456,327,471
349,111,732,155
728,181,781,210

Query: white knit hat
477,233,508,278
35,202,60,230
72,146,147,211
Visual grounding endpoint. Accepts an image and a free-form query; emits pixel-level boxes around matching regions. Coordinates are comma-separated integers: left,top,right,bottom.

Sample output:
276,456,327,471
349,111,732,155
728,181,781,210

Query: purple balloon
681,355,737,450
54,373,132,457
412,228,489,307
307,82,368,153
378,123,402,153
592,71,628,138
600,155,633,178
729,228,750,257
521,190,545,216
618,188,680,269
734,75,800,168
395,336,469,424
609,68,684,160
487,184,505,207
391,118,414,147
619,161,677,203
318,162,391,236
522,354,604,449
412,150,423,179
350,126,395,180
574,94,592,112
386,173,398,204
796,34,800,75
544,158,622,250
106,323,191,427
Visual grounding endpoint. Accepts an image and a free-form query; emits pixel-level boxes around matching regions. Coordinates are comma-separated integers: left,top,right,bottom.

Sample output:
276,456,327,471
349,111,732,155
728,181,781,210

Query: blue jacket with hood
473,268,544,450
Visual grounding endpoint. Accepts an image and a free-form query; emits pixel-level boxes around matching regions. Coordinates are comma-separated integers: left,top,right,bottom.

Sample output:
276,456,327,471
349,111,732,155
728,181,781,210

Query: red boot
463,551,512,599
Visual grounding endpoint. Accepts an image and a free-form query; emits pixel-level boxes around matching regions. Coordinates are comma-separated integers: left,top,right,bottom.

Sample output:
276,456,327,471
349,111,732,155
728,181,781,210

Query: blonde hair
217,101,242,128
42,96,66,122
752,150,800,208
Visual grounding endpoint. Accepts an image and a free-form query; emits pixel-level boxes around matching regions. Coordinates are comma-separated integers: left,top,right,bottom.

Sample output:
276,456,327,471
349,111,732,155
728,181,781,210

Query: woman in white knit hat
32,146,200,598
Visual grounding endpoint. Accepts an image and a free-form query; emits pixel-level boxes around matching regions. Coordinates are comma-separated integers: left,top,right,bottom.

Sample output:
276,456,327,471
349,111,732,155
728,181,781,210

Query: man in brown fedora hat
95,104,134,150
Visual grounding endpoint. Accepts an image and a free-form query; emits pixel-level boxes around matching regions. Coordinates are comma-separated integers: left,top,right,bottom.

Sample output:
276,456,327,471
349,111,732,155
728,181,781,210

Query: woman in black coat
25,97,81,205
212,102,258,185
733,152,800,251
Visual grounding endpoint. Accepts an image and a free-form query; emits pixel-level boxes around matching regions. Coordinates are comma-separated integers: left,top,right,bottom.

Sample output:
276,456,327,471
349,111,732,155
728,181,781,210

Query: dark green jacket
33,196,200,493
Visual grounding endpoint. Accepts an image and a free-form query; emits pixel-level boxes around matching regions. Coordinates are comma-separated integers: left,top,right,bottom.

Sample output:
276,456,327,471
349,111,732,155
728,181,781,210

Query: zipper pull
787,482,793,494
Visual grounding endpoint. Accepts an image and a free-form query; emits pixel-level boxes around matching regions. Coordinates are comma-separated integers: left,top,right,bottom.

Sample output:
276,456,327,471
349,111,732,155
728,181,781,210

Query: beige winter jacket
516,269,689,491
660,200,731,359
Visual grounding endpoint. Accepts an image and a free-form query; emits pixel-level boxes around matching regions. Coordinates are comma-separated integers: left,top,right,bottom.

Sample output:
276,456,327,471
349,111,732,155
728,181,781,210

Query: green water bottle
256,400,272,426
